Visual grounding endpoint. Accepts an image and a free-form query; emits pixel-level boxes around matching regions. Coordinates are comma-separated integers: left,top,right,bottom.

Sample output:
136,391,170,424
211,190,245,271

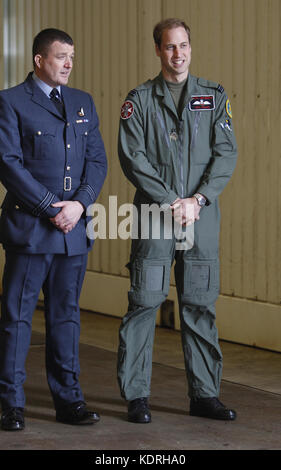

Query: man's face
156,27,191,82
34,40,74,87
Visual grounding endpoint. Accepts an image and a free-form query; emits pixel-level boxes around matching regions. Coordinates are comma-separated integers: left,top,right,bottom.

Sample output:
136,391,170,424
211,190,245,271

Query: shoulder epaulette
128,89,137,97
137,79,153,91
126,80,153,99
198,77,224,93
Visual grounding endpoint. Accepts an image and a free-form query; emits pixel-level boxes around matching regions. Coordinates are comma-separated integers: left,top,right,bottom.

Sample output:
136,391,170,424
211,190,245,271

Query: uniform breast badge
189,95,215,111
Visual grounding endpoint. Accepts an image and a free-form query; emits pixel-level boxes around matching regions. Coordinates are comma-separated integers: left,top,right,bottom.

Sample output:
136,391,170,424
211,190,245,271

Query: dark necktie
49,88,65,117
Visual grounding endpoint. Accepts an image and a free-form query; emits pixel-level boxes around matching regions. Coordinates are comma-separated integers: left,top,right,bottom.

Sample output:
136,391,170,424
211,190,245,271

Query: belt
34,176,81,191
64,176,72,191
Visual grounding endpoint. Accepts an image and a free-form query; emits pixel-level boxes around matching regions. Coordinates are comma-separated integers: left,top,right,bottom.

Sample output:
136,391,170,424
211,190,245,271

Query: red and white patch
120,100,134,120
189,95,215,111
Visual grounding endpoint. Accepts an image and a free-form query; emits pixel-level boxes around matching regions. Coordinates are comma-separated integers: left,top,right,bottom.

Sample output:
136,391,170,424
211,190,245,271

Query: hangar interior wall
0,0,280,351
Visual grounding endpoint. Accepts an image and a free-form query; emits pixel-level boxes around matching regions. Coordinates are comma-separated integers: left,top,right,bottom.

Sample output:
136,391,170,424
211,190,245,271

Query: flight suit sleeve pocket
213,119,236,153
182,259,220,306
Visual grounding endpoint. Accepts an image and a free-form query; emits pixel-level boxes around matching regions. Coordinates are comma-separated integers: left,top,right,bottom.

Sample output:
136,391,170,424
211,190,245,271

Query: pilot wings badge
189,95,215,111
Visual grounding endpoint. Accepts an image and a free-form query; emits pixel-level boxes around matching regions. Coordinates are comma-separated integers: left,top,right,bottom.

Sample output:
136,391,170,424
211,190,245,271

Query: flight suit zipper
178,120,184,197
190,112,201,150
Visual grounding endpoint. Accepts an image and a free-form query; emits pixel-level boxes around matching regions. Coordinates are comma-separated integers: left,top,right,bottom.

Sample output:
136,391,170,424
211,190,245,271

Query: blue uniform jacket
0,73,107,255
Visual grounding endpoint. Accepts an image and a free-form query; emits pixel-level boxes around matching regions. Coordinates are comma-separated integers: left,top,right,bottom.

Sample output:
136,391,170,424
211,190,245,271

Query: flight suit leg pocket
182,259,220,306
128,258,171,308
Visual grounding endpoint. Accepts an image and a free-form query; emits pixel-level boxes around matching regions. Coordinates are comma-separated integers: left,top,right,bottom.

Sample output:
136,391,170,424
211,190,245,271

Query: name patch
189,95,215,111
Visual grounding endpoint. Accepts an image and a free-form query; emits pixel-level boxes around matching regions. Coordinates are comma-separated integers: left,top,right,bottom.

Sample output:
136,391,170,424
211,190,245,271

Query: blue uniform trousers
0,251,88,410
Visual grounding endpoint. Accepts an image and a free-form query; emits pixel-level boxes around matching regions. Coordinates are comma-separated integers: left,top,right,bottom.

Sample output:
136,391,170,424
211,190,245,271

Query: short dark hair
32,28,73,66
153,18,191,49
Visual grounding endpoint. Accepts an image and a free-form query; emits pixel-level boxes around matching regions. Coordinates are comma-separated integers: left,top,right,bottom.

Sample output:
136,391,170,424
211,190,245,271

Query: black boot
190,397,236,421
56,401,100,425
1,407,25,431
128,397,151,423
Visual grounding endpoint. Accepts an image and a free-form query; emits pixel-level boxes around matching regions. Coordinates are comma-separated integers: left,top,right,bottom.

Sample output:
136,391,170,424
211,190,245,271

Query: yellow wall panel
0,0,280,347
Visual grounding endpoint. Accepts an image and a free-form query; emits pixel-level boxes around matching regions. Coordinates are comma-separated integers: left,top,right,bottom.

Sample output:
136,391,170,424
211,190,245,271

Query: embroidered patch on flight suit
120,100,134,120
220,119,232,132
189,95,215,111
226,99,233,118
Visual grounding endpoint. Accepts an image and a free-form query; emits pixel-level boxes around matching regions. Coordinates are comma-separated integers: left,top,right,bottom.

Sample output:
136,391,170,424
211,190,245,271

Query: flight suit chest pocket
182,259,220,306
189,111,213,164
74,125,88,158
146,112,172,167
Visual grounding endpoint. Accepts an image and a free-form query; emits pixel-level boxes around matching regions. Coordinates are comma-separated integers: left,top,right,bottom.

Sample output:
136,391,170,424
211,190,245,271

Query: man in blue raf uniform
0,29,107,431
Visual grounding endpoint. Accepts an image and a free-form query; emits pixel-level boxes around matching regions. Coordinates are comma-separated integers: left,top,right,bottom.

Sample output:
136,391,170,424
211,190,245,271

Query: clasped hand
170,197,201,226
49,200,84,234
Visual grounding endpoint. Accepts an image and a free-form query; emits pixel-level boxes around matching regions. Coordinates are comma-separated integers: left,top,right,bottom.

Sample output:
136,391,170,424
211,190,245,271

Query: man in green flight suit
117,18,237,423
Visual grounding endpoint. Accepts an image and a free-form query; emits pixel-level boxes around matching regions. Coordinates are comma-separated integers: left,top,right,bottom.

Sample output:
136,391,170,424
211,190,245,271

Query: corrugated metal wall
0,0,280,310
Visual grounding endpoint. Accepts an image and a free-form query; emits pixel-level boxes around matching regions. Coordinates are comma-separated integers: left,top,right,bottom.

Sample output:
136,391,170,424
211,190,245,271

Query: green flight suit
117,72,237,401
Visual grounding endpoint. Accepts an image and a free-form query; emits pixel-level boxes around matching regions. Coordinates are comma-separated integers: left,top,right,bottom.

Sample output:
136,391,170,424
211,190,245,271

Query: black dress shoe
190,397,236,421
128,397,151,423
56,401,100,425
1,407,25,431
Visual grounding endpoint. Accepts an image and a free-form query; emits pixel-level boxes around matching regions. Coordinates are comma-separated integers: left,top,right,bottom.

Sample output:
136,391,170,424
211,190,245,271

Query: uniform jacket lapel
23,72,64,120
154,73,178,117
60,85,76,122
154,72,198,120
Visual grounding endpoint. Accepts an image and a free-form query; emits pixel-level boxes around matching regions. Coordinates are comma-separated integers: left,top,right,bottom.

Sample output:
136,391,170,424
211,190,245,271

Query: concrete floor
1,309,281,451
